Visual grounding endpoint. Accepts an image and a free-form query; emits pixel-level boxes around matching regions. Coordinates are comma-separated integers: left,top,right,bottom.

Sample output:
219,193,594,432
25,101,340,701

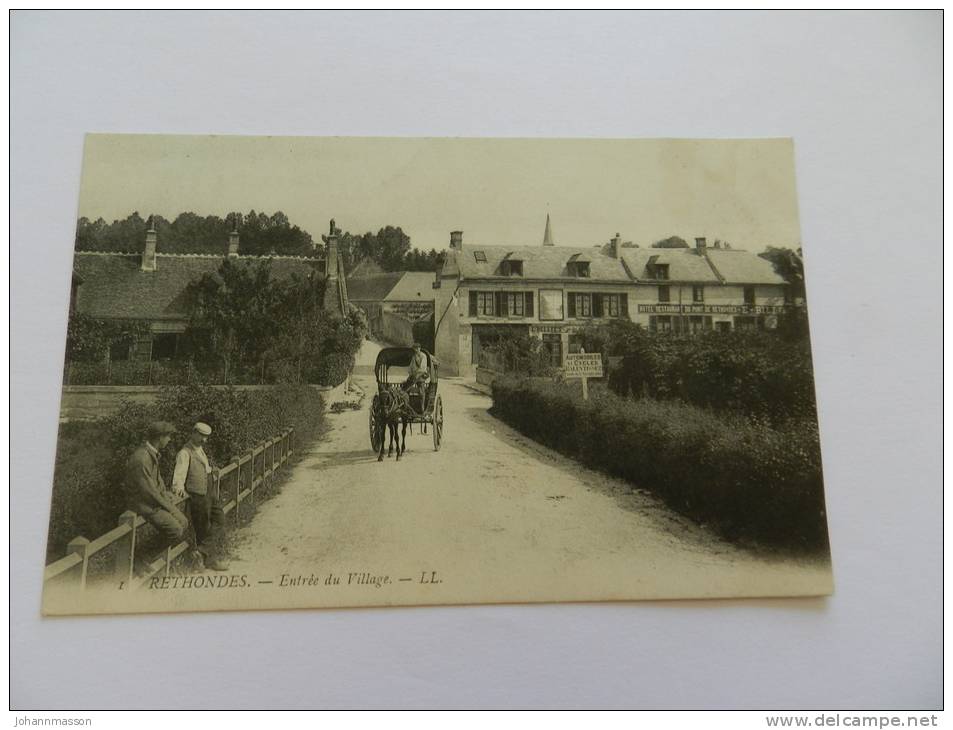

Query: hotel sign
637,304,789,315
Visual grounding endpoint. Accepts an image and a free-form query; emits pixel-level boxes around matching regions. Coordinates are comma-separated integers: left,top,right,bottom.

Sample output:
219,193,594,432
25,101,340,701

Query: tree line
75,213,447,272
76,211,317,258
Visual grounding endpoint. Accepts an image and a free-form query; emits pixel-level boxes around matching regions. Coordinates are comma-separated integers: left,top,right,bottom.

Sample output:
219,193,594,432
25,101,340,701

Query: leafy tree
339,226,445,273
75,211,316,257
181,259,367,385
651,236,689,249
759,246,805,299
181,259,285,382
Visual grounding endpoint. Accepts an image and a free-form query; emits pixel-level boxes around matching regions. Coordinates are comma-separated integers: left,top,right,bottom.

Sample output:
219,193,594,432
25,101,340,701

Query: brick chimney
695,237,707,252
228,227,240,257
141,218,157,271
610,232,622,259
450,230,463,250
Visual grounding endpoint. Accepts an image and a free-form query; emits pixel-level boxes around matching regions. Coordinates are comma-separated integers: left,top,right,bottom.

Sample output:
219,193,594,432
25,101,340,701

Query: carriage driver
403,342,430,413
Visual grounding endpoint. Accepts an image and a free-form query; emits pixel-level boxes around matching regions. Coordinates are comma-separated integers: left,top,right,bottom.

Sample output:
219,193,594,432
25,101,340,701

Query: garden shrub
574,321,818,424
490,376,828,553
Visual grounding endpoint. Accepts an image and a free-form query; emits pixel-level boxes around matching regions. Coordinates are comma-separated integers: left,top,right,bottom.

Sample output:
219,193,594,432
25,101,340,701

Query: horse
376,386,411,462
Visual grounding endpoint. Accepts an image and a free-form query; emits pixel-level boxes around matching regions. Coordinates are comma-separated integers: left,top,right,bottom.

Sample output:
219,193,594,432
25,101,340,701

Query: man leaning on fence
125,421,190,562
172,422,229,571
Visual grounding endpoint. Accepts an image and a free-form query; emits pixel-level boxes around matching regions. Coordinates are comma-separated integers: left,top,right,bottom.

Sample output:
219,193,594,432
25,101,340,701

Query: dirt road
221,340,831,609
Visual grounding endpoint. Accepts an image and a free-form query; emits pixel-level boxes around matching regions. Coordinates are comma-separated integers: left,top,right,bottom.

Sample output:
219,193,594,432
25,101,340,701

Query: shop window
715,321,731,333
538,290,564,321
693,285,705,303
687,316,712,334
542,334,562,367
658,285,671,303
744,286,756,305
568,334,585,355
651,315,673,333
734,315,759,331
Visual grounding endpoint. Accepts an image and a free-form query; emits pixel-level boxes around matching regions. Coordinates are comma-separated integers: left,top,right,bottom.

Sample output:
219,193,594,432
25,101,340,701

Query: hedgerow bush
490,375,828,553
574,321,818,423
46,384,327,562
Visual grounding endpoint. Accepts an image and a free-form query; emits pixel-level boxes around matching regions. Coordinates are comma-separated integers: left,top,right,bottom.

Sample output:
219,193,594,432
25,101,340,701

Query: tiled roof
620,248,721,283
454,244,630,281
704,248,786,285
346,273,405,302
73,252,324,321
384,272,436,301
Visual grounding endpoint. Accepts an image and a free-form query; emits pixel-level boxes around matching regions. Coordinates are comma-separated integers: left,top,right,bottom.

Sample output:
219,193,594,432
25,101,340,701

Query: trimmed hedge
46,384,327,562
575,321,818,424
491,376,829,553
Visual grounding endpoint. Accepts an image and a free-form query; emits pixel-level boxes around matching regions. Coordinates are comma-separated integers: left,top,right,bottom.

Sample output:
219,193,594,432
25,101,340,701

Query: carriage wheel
432,395,443,451
369,395,383,453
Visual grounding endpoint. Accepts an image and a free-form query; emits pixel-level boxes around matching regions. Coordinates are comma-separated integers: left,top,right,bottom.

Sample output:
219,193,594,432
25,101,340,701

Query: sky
78,135,803,253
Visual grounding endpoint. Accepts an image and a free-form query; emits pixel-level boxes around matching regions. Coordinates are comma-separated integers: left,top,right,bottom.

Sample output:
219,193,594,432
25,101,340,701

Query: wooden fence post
67,537,91,590
114,511,138,583
234,457,244,523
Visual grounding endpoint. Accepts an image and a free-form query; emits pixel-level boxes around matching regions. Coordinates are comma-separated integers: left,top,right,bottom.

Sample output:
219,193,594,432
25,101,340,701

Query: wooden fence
43,428,295,593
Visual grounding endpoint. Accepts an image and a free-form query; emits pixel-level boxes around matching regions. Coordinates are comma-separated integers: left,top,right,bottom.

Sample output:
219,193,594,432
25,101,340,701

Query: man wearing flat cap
125,421,190,553
172,422,228,571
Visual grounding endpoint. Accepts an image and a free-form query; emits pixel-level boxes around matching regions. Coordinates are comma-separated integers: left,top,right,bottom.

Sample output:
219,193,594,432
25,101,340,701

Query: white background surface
10,11,942,709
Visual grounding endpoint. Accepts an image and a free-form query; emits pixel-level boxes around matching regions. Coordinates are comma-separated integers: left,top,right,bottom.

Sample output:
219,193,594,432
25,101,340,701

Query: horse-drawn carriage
369,346,444,456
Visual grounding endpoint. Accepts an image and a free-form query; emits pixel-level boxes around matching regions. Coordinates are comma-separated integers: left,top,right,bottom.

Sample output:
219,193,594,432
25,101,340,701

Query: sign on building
564,353,604,378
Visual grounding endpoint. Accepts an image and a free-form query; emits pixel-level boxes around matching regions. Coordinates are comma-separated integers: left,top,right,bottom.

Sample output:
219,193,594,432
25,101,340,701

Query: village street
226,340,831,607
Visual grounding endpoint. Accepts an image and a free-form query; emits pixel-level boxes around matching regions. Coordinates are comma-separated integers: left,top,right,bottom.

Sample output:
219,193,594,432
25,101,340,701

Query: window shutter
469,291,477,316
567,294,576,318
620,294,629,318
525,292,533,317
593,294,603,318
495,291,505,317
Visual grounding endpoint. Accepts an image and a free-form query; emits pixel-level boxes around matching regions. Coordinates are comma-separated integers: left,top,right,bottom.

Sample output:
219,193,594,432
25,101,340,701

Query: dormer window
570,261,590,278
500,259,523,276
566,253,592,278
655,264,669,280
473,250,487,263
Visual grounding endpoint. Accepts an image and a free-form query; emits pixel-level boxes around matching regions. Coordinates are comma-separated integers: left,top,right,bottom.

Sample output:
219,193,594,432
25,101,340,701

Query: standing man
172,422,228,571
125,421,189,553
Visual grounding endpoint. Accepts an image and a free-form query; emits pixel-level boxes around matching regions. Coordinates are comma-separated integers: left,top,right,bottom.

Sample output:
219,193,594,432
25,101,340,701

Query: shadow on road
457,399,744,559
306,449,378,469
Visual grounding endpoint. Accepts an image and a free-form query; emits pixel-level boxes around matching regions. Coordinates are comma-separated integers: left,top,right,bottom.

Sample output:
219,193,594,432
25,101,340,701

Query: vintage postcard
42,135,832,615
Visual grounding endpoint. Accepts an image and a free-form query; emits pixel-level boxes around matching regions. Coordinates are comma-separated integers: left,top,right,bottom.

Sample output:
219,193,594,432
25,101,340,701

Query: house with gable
69,219,348,366
434,221,793,376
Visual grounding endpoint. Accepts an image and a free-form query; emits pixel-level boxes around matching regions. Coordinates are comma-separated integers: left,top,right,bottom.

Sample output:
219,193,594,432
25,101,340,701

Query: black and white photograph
11,8,942,714
42,134,832,615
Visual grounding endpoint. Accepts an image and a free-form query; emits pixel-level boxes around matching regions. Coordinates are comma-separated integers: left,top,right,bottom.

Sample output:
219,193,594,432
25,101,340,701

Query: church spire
542,213,554,246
